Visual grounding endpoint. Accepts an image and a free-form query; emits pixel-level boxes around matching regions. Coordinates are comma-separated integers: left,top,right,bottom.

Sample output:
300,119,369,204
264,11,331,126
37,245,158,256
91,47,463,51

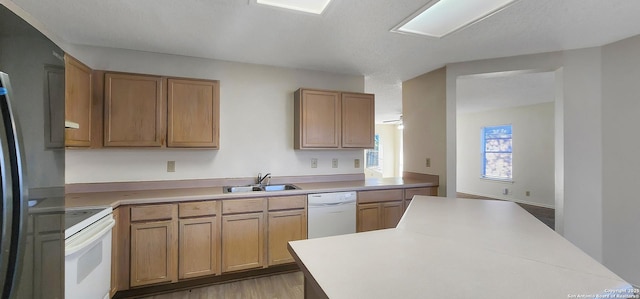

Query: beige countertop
65,177,437,208
288,196,635,299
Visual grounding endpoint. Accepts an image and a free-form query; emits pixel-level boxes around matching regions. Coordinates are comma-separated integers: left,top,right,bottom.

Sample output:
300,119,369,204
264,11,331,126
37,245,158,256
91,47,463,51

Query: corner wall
402,67,447,195
64,46,366,183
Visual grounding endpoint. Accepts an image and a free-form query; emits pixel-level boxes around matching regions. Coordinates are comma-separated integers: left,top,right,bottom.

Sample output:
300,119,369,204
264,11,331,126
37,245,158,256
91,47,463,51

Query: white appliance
64,207,115,299
308,191,356,238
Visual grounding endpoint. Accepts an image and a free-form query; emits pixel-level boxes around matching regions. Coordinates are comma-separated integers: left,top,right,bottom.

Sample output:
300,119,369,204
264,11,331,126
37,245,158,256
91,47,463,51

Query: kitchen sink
263,184,300,192
223,184,300,193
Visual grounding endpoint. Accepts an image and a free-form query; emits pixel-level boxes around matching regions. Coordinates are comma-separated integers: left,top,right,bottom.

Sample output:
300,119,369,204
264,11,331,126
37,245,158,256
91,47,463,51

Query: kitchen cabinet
167,78,220,148
341,92,375,148
404,187,438,210
221,198,266,273
129,204,178,287
267,195,307,266
111,206,130,294
64,54,93,147
357,189,404,232
104,72,165,147
294,89,341,148
33,213,64,299
178,201,221,279
294,88,374,149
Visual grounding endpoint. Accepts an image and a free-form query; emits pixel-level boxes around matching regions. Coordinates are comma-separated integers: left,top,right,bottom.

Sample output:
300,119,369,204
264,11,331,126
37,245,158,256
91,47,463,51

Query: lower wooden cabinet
357,189,404,232
179,216,220,279
357,201,403,232
129,204,178,287
267,195,307,266
221,213,265,273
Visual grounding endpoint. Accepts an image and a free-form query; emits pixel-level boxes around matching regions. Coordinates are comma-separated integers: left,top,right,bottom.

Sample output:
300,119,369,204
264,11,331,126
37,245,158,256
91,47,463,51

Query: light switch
167,161,176,172
354,159,360,168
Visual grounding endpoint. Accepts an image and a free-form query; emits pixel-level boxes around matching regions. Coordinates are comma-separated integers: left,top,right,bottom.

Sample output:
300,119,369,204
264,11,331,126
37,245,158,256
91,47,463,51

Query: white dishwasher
307,191,356,239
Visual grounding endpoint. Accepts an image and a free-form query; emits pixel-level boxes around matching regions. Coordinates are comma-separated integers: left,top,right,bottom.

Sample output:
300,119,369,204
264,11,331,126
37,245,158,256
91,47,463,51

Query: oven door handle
65,216,115,256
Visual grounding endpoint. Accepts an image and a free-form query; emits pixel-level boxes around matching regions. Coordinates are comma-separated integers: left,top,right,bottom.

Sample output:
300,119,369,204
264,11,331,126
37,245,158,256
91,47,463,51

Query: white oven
64,207,114,299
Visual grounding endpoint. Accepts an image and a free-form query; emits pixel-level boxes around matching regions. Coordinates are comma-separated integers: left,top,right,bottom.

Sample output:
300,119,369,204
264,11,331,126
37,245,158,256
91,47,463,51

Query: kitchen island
288,196,636,299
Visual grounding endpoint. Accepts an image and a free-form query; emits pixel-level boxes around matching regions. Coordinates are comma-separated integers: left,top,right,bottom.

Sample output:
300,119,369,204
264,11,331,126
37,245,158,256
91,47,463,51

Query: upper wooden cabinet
341,92,375,148
104,73,165,147
294,88,374,149
167,79,220,148
294,89,341,148
64,54,93,147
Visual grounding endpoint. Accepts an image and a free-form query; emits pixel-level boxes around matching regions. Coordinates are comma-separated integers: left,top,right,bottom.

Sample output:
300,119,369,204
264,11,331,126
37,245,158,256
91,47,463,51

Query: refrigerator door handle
0,72,28,299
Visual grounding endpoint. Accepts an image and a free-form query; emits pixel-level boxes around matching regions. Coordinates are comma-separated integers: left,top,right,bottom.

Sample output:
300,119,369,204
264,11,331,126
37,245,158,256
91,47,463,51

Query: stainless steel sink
222,184,300,193
223,185,263,193
263,184,300,192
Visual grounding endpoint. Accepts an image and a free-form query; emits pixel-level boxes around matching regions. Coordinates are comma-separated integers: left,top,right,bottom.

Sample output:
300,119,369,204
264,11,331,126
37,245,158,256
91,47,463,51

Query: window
481,125,512,180
365,134,382,170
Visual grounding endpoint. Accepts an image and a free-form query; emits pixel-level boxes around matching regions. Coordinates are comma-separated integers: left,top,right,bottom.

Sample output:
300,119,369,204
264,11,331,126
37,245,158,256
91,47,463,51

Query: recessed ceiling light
392,0,518,38
255,0,332,15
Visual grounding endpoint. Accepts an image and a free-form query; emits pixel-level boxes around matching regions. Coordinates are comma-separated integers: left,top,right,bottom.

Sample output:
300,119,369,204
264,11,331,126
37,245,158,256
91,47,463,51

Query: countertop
65,177,437,208
288,196,635,299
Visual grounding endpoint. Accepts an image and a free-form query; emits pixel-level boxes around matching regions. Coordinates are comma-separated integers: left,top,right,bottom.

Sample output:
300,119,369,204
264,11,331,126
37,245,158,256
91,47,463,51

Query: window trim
480,124,513,181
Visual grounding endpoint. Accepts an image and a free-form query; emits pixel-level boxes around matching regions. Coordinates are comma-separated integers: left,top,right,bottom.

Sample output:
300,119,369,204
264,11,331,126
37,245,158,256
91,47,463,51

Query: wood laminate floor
139,271,303,299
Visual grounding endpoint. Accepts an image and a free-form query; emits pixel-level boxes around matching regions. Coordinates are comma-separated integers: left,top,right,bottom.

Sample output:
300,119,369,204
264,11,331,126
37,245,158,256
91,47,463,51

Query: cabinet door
294,89,341,148
268,210,307,266
357,203,381,232
341,92,374,148
130,220,178,287
222,213,265,273
381,201,404,229
34,214,63,299
110,208,119,297
404,187,438,210
104,73,164,147
167,79,220,148
65,55,92,147
179,216,220,279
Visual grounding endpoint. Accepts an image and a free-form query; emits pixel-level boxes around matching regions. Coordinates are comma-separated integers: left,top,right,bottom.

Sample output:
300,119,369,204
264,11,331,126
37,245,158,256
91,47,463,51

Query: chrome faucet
257,172,271,186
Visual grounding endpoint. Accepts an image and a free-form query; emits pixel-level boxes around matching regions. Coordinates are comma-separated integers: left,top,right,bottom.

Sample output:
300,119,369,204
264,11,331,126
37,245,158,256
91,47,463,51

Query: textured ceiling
6,0,640,122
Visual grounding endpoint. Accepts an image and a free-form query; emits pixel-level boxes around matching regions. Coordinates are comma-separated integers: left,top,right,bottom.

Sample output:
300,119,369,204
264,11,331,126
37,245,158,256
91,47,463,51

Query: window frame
480,124,513,181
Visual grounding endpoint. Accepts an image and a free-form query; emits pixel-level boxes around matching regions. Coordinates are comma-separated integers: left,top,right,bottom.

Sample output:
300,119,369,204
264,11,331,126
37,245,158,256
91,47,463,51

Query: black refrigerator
0,4,66,299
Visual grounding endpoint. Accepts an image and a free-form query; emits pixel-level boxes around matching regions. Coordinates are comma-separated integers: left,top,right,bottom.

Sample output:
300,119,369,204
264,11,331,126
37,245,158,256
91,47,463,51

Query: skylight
256,0,332,15
392,0,518,38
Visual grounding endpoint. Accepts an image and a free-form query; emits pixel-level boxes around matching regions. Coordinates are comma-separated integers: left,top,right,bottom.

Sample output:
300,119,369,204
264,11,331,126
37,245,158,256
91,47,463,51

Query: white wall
457,102,555,208
65,46,365,183
402,67,447,195
601,34,640,287
561,47,604,262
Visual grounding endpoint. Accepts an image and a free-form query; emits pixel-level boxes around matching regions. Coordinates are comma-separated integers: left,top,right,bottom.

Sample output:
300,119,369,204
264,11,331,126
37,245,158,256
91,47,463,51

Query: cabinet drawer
222,198,265,214
358,189,404,204
35,214,62,233
131,204,175,222
404,187,437,199
179,201,218,218
268,195,306,211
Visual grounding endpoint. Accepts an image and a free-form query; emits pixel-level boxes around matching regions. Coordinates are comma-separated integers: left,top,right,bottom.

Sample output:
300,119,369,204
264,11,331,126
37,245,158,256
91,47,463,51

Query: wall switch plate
311,158,318,168
354,159,360,168
526,191,531,196
332,158,338,168
426,158,431,167
502,188,509,195
167,161,176,172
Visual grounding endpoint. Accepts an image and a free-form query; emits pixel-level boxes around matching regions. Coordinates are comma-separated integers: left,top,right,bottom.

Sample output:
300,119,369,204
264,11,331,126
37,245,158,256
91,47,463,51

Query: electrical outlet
354,159,360,168
502,188,509,195
426,158,431,167
332,158,338,168
311,158,318,168
167,161,176,172
526,191,531,197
